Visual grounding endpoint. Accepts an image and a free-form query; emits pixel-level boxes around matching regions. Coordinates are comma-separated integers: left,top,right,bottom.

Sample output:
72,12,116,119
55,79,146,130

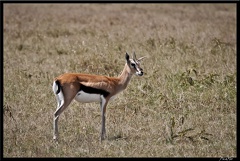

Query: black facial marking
79,84,110,97
131,63,136,68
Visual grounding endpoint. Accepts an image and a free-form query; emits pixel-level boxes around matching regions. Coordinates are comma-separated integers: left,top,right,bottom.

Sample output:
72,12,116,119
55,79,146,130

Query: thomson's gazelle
52,52,146,141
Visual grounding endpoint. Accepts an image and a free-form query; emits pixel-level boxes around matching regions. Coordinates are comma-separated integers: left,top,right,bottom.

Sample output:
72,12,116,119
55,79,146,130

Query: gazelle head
125,52,146,76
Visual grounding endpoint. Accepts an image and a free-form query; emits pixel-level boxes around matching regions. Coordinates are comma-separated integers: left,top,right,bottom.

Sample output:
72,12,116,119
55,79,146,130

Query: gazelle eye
131,63,135,67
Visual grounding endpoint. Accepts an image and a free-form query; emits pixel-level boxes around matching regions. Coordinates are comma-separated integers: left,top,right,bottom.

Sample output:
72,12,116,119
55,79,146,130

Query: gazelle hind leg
53,91,64,140
53,83,79,140
53,95,73,141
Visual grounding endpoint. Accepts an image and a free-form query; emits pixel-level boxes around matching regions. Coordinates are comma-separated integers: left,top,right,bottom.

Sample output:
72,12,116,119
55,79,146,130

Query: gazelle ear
133,52,137,60
137,56,147,62
125,52,130,61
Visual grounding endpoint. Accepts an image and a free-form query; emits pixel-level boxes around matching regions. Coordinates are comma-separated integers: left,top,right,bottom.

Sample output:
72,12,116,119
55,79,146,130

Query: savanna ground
3,3,236,157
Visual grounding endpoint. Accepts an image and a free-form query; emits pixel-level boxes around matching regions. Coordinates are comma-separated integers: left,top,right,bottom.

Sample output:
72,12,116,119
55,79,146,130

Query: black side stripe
79,83,110,98
55,80,61,94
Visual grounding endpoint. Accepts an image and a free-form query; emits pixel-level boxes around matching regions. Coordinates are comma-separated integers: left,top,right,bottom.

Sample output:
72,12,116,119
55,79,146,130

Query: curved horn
137,56,147,62
133,52,137,60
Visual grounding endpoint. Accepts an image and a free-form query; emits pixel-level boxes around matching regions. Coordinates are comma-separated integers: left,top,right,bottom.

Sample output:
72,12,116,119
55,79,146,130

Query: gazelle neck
117,63,133,89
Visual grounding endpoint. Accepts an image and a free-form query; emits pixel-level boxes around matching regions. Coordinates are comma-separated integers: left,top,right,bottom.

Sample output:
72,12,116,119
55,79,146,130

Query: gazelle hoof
53,135,58,141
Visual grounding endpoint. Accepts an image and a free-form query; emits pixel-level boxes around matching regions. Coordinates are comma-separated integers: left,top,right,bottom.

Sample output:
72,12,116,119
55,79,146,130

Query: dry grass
3,3,236,157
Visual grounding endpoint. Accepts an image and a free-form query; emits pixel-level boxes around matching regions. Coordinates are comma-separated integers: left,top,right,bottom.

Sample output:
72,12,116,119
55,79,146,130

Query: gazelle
52,52,146,141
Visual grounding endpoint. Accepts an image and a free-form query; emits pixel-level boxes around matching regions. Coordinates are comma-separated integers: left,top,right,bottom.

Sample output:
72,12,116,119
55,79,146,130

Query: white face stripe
129,59,143,76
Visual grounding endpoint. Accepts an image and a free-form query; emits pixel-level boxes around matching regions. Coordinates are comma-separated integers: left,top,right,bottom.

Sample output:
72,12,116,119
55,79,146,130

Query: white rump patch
52,81,58,94
75,91,101,103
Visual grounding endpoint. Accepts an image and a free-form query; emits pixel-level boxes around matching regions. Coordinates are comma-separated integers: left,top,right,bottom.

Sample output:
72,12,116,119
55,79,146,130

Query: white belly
75,91,101,103
74,91,117,103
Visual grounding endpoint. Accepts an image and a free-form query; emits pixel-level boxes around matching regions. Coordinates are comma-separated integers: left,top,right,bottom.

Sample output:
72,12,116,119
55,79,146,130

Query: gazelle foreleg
100,95,109,141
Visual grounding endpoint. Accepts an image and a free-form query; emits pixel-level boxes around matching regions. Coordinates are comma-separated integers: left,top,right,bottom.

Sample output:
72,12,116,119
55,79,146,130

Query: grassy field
3,3,236,157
